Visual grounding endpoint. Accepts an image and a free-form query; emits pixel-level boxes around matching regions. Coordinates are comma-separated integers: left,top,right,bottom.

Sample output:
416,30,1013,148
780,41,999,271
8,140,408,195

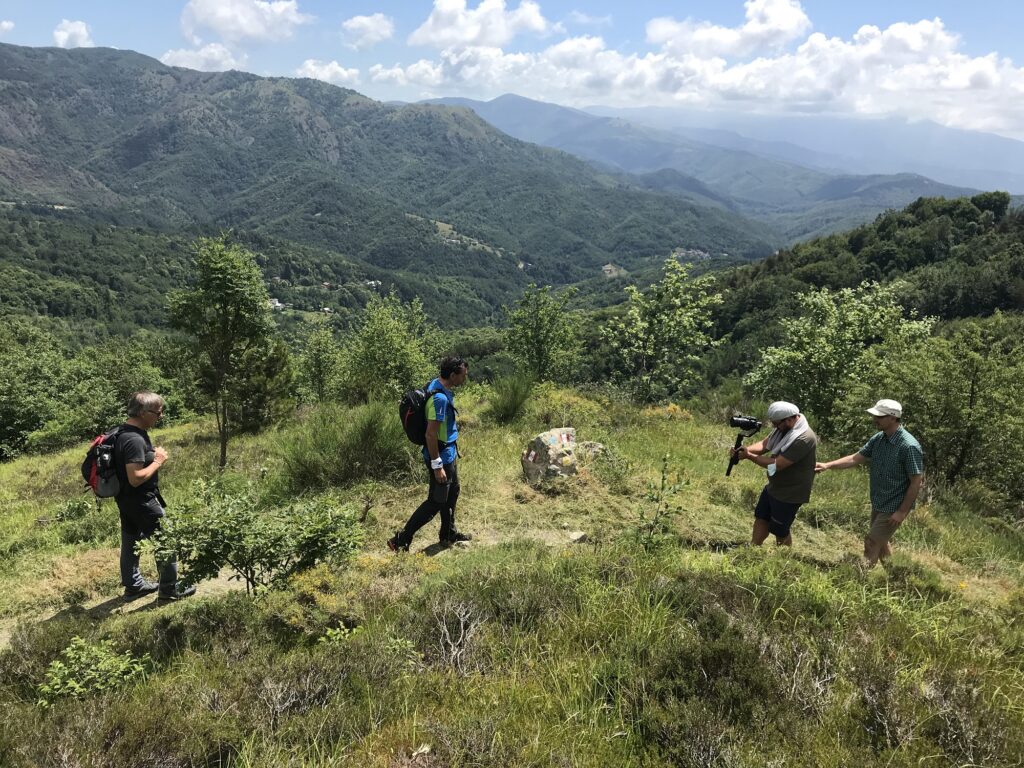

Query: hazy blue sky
3,1,1023,138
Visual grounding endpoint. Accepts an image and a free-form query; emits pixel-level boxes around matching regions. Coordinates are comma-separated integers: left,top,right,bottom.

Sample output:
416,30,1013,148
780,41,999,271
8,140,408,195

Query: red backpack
80,426,124,497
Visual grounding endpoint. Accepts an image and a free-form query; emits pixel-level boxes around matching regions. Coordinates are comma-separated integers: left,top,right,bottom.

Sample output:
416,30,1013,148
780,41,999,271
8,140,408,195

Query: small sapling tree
169,236,291,468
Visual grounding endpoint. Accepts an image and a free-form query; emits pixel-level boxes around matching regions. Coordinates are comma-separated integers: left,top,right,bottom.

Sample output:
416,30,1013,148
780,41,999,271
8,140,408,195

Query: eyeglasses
146,409,164,416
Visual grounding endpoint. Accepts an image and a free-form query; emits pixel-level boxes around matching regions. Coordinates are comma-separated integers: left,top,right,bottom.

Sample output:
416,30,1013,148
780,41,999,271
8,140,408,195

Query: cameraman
731,401,818,547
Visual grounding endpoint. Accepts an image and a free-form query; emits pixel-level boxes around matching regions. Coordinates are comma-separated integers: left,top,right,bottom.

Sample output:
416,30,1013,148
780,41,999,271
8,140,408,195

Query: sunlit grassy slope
1,384,1022,767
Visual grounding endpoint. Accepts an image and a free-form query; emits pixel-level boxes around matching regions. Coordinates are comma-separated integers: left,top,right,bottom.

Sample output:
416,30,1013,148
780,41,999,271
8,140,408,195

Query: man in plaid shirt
816,399,924,567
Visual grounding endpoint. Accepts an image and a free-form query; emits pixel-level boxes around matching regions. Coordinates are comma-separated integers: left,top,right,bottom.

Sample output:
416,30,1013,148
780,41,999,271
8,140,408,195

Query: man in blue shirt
816,399,924,567
389,355,472,551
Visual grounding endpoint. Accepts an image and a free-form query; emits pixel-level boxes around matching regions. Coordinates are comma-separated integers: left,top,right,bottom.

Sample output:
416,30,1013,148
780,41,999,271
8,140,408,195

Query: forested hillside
0,44,775,288
0,206,537,336
713,191,1023,370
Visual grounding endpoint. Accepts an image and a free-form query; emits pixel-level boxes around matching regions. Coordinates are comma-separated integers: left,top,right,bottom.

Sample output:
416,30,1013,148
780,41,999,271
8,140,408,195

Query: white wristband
430,458,444,470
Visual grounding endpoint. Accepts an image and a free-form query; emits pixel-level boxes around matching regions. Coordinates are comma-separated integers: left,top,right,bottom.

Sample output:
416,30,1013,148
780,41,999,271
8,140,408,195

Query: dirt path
0,571,243,651
0,527,590,652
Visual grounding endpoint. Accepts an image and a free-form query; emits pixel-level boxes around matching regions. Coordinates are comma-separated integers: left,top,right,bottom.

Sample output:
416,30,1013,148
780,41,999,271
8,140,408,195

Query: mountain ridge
425,94,982,241
0,43,776,290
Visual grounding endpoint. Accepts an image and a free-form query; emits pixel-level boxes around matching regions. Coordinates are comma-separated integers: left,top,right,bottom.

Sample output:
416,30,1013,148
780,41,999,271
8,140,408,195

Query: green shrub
919,668,1019,766
154,481,364,594
110,590,265,663
276,401,417,493
51,498,93,521
648,606,782,727
485,375,533,425
0,615,95,698
645,698,736,768
37,637,149,708
632,456,686,551
526,381,605,428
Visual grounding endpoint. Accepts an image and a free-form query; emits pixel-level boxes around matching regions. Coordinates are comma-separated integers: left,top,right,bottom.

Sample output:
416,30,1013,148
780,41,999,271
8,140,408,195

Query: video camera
726,415,763,476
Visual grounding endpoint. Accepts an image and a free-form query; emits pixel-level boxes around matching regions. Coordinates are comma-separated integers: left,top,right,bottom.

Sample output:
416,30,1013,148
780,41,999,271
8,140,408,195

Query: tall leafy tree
26,339,172,454
504,284,581,383
745,281,933,435
169,237,290,468
833,313,1024,508
602,259,723,402
335,293,440,403
0,320,63,461
299,325,341,404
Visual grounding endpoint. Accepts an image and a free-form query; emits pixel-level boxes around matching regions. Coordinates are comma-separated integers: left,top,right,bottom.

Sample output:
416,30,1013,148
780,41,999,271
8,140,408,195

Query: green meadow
1,384,1021,767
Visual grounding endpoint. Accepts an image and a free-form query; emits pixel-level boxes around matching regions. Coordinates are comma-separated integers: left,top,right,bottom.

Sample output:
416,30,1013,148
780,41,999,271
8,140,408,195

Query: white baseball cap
767,401,799,421
867,399,902,418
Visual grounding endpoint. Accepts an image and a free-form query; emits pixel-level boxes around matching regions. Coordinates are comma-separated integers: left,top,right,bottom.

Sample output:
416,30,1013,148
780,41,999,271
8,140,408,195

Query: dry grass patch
1,547,121,617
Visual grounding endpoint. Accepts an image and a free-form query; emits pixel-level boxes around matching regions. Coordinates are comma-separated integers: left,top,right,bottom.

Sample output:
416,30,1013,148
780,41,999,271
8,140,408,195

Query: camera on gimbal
729,416,762,432
726,415,764,476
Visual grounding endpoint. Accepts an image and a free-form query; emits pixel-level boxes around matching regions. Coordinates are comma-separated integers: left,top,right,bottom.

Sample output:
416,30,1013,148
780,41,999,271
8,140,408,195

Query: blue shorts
754,487,802,538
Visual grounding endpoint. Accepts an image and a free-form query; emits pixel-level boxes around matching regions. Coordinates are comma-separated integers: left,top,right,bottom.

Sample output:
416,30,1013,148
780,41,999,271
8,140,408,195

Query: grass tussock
274,401,419,494
485,374,534,425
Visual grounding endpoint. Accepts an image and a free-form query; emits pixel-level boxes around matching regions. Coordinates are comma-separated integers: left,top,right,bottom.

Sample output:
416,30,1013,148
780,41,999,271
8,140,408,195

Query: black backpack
81,426,124,498
399,384,442,445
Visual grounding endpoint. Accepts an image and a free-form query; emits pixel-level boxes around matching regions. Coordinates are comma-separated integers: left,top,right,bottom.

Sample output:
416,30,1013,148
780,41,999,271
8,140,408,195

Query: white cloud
567,11,611,28
409,0,558,49
0,21,14,36
296,59,360,87
182,0,312,44
647,0,811,58
161,43,246,71
53,19,94,49
342,13,394,50
365,15,1024,138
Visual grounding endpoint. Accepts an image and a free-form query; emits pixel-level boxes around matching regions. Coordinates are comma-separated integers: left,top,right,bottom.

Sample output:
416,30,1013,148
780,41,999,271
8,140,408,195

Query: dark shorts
754,487,802,538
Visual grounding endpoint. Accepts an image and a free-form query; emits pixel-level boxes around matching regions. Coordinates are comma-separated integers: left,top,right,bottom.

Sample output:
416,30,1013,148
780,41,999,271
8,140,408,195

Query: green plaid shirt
859,427,924,514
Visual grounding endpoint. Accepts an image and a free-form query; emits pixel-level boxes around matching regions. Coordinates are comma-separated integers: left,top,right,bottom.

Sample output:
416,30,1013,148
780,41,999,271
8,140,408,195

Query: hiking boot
123,581,159,600
387,533,409,553
157,584,197,602
440,530,472,545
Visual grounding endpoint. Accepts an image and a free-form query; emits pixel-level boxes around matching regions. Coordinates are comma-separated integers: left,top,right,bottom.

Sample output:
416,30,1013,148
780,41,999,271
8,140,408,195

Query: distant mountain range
3,41,1019,339
0,42,776,303
587,105,1024,195
426,95,982,242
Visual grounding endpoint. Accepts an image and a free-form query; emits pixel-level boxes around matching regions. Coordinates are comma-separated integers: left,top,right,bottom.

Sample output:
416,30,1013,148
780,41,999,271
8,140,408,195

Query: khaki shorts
868,509,899,544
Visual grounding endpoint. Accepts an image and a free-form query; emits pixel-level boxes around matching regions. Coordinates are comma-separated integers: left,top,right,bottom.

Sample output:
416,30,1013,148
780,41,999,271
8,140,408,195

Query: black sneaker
123,581,159,600
440,530,472,545
387,534,409,552
157,584,197,602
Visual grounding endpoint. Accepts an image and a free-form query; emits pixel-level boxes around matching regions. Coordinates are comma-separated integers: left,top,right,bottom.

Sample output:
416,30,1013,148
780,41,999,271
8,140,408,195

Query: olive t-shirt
766,428,818,504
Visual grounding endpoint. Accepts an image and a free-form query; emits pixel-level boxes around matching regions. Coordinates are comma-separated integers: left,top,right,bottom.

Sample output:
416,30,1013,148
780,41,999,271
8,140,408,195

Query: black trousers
399,460,460,544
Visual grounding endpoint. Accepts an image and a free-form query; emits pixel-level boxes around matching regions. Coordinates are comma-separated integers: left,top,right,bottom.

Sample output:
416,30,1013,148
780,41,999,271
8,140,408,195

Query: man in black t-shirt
115,392,195,601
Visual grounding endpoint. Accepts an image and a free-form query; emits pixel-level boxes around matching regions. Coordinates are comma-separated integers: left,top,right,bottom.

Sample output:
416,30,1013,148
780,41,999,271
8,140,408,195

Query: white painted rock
521,428,578,486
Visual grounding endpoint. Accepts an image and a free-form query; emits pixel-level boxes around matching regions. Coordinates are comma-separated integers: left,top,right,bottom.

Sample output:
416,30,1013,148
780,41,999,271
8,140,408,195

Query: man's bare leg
775,533,792,547
752,519,770,545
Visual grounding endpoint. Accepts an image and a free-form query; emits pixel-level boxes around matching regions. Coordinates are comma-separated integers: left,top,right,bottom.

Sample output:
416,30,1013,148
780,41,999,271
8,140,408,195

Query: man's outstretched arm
816,452,867,473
